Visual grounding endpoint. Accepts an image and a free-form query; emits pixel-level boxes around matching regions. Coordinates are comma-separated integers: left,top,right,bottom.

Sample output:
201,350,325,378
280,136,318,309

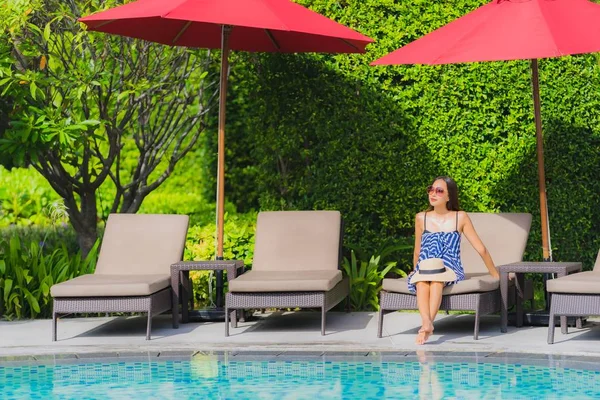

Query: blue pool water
2,356,600,399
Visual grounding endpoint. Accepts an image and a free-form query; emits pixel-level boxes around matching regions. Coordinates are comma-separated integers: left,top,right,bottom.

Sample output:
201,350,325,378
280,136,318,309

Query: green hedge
201,0,600,270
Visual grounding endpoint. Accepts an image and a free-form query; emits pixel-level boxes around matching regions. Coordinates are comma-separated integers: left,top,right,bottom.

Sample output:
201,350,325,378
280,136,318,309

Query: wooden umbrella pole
530,59,551,261
213,25,233,309
216,25,233,260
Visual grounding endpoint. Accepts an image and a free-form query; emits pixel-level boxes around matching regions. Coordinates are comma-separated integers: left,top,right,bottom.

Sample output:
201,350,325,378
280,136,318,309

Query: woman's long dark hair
427,176,460,211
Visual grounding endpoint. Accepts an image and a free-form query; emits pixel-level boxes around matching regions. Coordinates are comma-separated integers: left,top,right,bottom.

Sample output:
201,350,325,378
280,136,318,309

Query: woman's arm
413,212,424,270
460,212,499,278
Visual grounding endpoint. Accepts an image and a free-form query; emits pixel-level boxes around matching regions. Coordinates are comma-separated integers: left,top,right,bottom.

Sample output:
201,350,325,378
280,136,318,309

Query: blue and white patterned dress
408,212,466,294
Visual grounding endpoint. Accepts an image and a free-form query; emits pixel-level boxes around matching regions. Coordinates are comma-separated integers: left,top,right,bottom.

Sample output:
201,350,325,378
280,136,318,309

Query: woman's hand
489,268,500,279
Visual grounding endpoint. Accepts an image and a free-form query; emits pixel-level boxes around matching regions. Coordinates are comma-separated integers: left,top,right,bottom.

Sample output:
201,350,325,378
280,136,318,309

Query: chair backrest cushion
594,249,600,272
252,211,342,272
95,213,189,275
461,213,532,274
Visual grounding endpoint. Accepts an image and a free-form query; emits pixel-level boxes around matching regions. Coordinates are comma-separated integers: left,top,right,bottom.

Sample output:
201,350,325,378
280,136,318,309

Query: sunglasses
427,186,445,195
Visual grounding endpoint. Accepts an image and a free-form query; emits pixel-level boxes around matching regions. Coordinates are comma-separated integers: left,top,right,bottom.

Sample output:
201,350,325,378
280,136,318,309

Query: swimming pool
2,351,600,399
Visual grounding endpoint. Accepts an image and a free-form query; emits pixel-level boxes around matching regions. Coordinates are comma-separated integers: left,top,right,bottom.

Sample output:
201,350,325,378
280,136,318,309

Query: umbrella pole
530,59,551,262
215,25,233,307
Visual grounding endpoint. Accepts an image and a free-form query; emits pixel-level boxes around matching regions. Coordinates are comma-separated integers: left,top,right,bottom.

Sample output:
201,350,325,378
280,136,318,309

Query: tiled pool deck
1,312,599,361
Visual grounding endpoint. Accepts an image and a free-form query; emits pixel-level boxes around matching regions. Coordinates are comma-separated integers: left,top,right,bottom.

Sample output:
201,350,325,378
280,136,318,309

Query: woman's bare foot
416,330,427,345
416,322,434,345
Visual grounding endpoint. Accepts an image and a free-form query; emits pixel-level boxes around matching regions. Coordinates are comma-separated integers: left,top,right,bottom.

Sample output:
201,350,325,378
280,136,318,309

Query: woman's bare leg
416,282,434,344
428,282,444,321
421,282,444,343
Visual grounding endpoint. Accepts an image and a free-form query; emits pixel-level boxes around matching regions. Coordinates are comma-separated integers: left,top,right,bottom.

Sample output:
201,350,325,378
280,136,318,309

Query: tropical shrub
343,251,406,312
347,237,414,276
0,236,99,319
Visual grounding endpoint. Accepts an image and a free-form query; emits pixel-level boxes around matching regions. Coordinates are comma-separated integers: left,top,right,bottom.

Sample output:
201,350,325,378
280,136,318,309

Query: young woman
408,176,498,345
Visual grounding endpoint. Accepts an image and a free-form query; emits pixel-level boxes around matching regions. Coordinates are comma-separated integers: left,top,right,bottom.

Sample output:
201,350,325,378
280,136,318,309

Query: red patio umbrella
372,0,600,261
80,0,373,307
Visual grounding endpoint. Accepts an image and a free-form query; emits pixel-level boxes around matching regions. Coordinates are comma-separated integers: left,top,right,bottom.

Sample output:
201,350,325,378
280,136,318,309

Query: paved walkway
1,312,599,358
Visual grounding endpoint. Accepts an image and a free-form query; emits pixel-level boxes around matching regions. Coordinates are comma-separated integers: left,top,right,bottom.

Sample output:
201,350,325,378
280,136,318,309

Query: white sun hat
409,258,457,284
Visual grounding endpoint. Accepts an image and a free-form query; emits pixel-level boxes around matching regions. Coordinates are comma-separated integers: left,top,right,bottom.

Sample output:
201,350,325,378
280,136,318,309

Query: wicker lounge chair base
225,277,350,336
377,289,500,340
52,287,172,341
548,293,600,344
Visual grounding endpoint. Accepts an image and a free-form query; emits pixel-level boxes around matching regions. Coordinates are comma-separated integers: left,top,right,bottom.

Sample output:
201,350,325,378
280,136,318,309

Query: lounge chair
224,210,349,336
547,249,600,344
50,213,189,340
378,212,532,340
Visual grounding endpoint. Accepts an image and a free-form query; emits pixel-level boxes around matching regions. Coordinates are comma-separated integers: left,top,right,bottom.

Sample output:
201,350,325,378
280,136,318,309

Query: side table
170,260,244,328
498,261,582,333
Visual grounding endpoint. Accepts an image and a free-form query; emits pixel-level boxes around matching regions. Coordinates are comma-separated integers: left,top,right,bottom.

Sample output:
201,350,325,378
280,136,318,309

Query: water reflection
417,350,444,400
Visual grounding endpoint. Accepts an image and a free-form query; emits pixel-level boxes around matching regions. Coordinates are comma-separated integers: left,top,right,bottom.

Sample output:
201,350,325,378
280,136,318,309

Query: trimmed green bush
202,0,600,270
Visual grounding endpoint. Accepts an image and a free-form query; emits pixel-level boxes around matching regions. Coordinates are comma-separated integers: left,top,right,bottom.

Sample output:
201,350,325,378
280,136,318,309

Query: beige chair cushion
252,211,341,272
547,271,600,294
51,274,170,297
442,274,499,294
383,273,499,295
461,213,532,274
381,278,411,294
95,213,189,275
50,214,188,299
228,270,343,292
594,249,600,272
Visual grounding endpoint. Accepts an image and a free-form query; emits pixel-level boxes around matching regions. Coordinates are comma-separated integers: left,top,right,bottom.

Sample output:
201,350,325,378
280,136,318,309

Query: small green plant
342,239,412,311
0,197,98,319
346,237,414,273
0,236,99,319
343,250,407,312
